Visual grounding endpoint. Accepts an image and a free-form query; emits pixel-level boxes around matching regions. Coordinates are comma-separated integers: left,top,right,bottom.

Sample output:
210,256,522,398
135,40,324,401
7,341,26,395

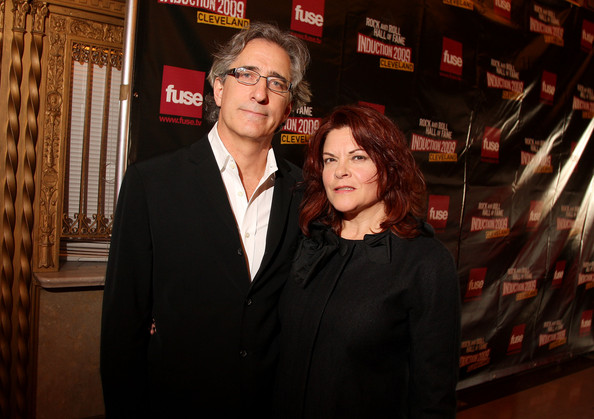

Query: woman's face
322,127,384,222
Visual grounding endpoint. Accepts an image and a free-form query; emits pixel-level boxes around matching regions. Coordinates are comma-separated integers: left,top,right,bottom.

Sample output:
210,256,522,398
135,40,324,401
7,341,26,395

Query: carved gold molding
0,1,6,33
36,7,123,271
1,1,31,416
46,0,125,18
0,2,123,415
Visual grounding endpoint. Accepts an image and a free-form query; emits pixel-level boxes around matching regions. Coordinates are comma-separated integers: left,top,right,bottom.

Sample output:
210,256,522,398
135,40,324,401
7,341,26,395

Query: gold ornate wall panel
50,0,125,17
36,4,123,272
1,3,38,417
13,3,48,418
0,1,19,416
0,1,124,417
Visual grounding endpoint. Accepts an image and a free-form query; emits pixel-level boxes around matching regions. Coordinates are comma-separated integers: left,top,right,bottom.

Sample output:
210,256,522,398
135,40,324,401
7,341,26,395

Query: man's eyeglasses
226,67,292,93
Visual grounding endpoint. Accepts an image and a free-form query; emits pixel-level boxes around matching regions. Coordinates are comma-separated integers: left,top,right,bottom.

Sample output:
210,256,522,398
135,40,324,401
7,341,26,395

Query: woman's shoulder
291,224,341,287
389,223,454,265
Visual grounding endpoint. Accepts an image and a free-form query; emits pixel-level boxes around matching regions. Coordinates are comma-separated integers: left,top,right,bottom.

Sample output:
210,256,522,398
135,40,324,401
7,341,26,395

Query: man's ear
213,77,224,107
283,101,292,121
275,102,293,134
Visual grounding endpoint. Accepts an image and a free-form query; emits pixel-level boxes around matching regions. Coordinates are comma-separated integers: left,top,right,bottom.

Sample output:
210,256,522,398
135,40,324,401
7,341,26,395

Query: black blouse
275,225,460,418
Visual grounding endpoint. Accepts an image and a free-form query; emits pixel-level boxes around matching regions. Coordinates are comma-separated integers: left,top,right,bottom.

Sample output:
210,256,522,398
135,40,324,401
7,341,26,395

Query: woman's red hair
299,104,426,238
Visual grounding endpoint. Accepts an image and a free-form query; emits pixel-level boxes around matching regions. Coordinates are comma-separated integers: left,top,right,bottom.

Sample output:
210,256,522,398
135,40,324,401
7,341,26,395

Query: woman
275,105,460,418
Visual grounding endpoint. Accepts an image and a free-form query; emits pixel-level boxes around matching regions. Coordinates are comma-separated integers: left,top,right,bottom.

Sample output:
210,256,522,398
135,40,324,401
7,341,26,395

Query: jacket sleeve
100,165,153,418
408,242,461,418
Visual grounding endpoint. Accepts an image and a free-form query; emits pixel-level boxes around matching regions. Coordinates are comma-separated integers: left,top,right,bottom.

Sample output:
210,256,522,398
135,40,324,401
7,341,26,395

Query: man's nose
252,77,269,102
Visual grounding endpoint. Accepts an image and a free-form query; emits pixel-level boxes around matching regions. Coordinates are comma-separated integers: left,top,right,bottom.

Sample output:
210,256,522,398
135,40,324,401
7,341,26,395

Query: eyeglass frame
225,67,293,94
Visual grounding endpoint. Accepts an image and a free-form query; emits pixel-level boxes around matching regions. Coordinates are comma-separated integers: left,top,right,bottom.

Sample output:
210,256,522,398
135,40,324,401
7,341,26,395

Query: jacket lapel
253,157,299,283
187,137,251,291
187,136,240,236
188,137,300,287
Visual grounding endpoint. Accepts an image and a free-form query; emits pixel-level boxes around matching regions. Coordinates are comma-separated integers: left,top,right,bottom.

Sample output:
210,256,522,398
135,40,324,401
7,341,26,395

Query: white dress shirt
208,124,277,280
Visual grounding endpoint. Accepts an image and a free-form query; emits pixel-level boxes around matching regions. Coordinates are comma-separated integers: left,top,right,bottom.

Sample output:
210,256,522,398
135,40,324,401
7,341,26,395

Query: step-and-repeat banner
128,0,594,386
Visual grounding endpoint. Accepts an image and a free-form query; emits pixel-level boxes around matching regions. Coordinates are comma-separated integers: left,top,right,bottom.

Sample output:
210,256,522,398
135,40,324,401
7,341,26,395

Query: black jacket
100,135,302,418
275,225,460,418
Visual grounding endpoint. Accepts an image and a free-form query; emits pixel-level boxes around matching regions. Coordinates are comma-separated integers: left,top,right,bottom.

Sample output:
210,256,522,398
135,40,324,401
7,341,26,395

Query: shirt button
246,298,253,306
245,232,250,239
239,349,248,358
237,191,243,197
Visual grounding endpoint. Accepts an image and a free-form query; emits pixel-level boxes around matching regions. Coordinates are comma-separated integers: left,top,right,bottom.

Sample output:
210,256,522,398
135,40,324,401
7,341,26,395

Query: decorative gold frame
0,1,124,416
36,2,123,272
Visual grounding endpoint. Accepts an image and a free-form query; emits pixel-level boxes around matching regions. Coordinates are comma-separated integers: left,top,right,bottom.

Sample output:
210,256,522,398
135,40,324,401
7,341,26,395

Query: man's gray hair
205,22,312,123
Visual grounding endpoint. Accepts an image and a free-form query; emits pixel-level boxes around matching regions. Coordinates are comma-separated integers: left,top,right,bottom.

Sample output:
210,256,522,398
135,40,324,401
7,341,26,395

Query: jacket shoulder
129,136,211,179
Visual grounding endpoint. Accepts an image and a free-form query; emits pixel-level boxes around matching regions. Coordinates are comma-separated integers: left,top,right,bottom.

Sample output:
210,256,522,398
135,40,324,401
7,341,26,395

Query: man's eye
270,79,286,88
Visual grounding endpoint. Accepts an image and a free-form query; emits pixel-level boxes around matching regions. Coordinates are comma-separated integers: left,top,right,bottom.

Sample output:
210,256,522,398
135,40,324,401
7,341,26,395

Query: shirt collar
208,122,278,176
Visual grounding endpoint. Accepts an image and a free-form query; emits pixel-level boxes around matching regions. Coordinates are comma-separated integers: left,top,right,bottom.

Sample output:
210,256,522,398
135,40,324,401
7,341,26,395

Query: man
100,23,311,418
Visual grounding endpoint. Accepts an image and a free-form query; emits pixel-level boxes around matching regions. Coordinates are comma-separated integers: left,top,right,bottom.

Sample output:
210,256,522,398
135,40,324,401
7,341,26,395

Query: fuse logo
164,85,203,106
427,195,450,232
291,0,325,38
552,260,566,288
527,200,543,230
481,126,501,163
440,37,463,80
580,310,593,336
294,5,323,26
540,70,557,105
465,268,487,301
160,65,205,119
494,0,511,20
358,101,385,114
507,324,526,355
581,19,593,52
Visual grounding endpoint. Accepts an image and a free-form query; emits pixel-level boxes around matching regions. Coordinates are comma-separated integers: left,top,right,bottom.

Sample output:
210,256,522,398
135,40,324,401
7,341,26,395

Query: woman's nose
334,161,350,178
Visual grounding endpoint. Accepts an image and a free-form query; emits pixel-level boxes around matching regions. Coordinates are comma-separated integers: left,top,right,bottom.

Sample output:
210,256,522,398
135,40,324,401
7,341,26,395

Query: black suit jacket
100,135,302,418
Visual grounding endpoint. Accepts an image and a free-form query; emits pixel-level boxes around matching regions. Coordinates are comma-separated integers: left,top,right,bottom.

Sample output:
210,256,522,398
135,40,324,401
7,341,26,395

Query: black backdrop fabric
128,0,594,387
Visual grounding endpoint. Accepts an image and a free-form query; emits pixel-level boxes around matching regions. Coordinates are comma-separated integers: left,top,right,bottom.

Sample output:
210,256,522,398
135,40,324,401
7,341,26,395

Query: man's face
214,39,293,146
